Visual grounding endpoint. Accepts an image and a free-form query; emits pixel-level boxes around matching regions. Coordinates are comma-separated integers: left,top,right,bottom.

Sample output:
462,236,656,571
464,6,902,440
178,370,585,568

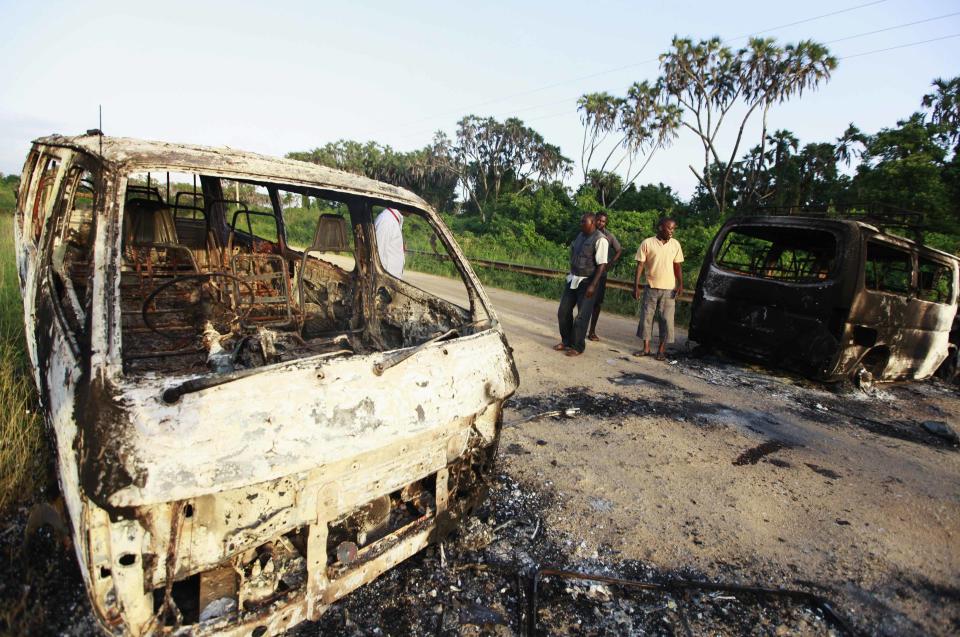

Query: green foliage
287,140,457,211
852,114,955,232
0,174,18,211
922,76,960,153
613,182,685,214
0,212,49,514
485,183,579,245
280,73,960,318
660,36,838,215
924,232,960,256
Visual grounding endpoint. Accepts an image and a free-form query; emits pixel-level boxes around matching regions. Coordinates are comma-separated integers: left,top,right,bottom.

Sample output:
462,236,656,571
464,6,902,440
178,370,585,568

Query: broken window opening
370,206,485,350
865,241,912,296
715,227,838,283
31,155,62,244
221,180,279,247
917,258,953,304
118,171,490,378
380,208,472,310
278,191,358,341
48,165,99,341
279,190,355,271
16,150,40,221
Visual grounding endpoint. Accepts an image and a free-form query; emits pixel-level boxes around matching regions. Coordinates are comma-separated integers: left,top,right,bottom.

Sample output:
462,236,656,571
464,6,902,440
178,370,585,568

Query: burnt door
849,239,914,379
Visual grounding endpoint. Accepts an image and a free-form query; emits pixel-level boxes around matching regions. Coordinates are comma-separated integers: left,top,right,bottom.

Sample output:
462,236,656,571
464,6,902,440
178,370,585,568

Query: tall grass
0,207,48,513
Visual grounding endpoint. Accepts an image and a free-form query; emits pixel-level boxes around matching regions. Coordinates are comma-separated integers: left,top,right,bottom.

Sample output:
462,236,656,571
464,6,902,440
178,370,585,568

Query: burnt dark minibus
689,216,959,384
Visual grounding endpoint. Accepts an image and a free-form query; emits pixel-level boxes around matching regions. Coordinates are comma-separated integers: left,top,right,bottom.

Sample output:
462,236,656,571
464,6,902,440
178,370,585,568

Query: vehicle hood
84,329,517,508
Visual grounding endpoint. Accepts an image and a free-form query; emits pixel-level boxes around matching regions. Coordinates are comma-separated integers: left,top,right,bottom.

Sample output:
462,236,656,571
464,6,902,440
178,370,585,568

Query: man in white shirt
554,213,609,357
374,207,405,278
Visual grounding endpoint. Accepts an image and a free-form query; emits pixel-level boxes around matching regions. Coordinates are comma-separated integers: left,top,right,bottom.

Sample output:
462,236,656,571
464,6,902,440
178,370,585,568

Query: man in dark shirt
554,213,609,356
587,211,623,342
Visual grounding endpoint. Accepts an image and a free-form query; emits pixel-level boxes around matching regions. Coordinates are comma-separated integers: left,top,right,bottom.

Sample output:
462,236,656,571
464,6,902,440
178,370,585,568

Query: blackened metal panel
690,217,860,380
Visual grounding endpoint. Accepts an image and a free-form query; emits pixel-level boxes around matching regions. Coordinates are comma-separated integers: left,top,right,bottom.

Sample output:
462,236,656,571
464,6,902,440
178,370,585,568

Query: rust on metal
15,133,518,636
689,216,959,383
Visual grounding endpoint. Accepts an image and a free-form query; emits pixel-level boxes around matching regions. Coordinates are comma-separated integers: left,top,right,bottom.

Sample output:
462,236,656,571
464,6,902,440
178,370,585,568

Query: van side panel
842,234,959,381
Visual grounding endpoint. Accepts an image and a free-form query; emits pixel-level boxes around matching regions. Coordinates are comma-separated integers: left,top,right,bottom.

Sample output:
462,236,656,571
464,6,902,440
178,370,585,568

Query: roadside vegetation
288,42,960,283
0,176,49,514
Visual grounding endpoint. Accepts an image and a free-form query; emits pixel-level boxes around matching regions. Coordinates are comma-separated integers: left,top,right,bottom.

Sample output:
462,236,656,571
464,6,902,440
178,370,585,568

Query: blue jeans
558,280,597,353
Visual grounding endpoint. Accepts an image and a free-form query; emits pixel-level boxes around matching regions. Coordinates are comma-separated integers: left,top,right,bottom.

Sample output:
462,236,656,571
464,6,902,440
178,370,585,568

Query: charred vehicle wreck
689,215,959,384
15,134,518,635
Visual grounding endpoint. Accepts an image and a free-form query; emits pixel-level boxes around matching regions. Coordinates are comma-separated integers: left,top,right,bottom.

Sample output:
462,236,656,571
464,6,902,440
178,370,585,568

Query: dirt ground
410,272,960,636
2,272,958,636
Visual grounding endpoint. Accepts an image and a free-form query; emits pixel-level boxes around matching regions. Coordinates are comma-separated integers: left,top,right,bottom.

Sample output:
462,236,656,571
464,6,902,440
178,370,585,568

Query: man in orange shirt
632,217,683,361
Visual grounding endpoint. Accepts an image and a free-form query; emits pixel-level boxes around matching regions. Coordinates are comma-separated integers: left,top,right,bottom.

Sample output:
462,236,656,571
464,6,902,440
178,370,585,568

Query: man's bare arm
633,262,644,300
585,263,607,298
673,262,683,296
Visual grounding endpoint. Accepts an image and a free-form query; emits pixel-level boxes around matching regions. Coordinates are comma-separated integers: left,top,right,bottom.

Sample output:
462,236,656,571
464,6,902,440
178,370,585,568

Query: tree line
286,37,958,251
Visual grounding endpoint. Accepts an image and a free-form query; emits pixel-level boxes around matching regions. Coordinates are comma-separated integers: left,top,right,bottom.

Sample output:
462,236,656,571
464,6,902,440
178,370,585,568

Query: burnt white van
15,134,518,635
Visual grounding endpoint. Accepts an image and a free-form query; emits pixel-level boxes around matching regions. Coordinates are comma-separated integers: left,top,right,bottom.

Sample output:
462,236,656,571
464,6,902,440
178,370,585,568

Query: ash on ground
0,507,98,636
0,474,850,636
294,473,846,636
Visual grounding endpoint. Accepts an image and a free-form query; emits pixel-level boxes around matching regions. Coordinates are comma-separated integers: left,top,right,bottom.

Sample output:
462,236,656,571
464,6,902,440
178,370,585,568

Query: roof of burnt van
32,133,430,210
727,214,960,262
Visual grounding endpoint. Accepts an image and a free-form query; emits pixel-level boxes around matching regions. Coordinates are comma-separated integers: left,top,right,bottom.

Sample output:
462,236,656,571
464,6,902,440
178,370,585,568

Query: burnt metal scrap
14,133,518,635
523,566,856,637
690,216,959,384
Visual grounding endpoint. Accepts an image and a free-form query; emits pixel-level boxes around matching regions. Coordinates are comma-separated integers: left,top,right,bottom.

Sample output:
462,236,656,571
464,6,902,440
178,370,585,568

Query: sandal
565,349,583,357
553,343,568,351
655,352,666,361
632,350,650,357
587,334,600,342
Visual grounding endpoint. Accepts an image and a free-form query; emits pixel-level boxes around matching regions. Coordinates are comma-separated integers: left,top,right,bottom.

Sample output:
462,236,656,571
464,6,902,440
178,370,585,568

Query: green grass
0,190,48,514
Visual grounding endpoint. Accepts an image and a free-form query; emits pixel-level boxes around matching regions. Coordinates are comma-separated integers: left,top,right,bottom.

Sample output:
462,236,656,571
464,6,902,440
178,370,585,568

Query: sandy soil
409,271,960,636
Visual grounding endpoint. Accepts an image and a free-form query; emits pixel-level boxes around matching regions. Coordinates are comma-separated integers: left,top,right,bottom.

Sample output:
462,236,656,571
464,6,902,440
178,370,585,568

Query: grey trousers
638,287,676,344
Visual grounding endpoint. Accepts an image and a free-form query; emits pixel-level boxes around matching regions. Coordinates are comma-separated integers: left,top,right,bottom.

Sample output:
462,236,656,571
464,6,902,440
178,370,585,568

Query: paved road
407,269,960,636
406,269,675,353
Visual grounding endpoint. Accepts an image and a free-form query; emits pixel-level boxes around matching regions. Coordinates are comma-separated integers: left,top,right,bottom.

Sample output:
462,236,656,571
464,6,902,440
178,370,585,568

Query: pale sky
1,0,957,198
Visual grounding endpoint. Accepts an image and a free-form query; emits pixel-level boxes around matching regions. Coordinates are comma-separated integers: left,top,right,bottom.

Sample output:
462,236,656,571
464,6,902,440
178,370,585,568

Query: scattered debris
806,464,843,480
589,498,614,513
921,420,959,445
607,371,676,388
734,441,793,466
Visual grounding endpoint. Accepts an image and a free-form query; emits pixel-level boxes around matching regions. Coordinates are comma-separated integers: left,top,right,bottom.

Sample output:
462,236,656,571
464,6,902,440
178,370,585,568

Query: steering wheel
141,272,255,340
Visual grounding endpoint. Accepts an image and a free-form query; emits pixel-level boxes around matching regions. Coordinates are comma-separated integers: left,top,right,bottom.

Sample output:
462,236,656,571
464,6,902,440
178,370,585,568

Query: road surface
408,269,960,636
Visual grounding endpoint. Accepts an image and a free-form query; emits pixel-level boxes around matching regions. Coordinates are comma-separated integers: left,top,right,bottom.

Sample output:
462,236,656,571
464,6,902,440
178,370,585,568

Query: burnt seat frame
226,209,297,331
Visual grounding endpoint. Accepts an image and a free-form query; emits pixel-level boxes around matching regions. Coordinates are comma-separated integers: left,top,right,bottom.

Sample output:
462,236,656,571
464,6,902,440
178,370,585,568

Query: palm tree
658,36,836,216
922,76,960,152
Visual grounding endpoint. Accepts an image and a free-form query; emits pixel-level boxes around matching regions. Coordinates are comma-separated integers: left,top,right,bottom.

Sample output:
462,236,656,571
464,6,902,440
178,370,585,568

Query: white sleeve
375,214,405,278
595,237,609,265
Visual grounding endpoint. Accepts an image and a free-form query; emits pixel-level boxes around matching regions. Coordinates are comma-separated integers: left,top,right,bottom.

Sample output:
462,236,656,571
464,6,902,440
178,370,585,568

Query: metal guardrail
407,249,694,303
